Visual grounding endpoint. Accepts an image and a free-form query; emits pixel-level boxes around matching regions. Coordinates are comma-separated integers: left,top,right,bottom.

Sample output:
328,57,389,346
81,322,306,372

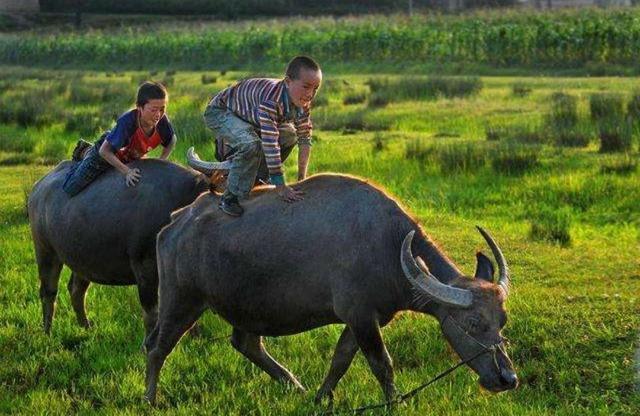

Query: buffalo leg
137,282,158,338
230,328,305,391
67,272,91,328
131,261,159,338
144,294,205,404
350,320,396,401
315,326,359,404
36,248,63,335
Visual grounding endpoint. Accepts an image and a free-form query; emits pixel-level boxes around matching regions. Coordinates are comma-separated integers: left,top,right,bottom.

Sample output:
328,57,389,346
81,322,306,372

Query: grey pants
204,105,297,198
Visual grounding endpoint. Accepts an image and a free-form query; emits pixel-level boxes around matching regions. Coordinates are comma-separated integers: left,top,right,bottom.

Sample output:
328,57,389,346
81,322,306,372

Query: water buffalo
144,173,518,404
28,158,210,337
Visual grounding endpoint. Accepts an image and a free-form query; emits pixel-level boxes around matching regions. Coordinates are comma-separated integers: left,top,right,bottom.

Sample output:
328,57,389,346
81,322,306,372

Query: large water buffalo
28,159,210,336
144,173,518,404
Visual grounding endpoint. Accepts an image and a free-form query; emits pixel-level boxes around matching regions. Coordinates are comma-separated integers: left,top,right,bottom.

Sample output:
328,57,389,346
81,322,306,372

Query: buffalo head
401,227,518,392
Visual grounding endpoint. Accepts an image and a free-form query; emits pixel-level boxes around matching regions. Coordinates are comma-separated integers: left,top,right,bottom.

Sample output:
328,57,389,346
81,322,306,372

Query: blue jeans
203,105,297,198
62,145,112,196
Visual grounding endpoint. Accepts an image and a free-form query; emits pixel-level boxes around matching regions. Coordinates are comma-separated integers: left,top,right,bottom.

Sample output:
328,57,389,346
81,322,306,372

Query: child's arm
258,102,304,202
99,141,141,187
294,113,313,181
298,144,310,181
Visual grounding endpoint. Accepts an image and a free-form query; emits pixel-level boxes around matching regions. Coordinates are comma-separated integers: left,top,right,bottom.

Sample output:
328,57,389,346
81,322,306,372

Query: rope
319,345,495,415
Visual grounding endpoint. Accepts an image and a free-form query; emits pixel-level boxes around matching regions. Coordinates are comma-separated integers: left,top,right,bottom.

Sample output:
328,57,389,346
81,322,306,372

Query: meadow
0,62,638,415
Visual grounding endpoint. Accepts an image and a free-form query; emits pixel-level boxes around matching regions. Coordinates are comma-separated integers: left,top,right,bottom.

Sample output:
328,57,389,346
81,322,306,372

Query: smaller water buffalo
144,174,518,404
28,159,209,336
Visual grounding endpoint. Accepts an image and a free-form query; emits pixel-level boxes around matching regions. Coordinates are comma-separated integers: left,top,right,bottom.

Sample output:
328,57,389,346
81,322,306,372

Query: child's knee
236,140,261,160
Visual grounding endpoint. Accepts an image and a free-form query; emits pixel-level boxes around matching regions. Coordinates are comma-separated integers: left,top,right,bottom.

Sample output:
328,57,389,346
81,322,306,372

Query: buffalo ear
474,252,495,282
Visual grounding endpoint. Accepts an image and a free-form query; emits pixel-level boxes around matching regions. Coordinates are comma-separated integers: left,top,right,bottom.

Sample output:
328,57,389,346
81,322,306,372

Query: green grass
8,8,640,71
0,67,639,414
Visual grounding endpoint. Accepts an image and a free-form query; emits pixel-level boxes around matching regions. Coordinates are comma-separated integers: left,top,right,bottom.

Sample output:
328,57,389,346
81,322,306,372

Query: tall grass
545,92,591,147
368,76,482,103
485,123,545,144
589,93,625,122
490,143,540,176
597,119,633,153
1,69,640,415
589,93,634,152
8,8,640,69
529,206,572,247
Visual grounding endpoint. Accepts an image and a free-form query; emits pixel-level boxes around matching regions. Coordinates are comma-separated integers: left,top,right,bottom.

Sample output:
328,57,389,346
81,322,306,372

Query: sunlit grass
0,67,638,414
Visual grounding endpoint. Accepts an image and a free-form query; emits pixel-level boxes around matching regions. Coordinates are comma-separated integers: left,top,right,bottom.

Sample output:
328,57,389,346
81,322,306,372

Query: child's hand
276,184,304,203
126,168,142,187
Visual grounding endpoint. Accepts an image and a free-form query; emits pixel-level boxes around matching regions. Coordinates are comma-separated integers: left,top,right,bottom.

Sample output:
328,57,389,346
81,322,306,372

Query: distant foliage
9,8,640,69
39,0,515,16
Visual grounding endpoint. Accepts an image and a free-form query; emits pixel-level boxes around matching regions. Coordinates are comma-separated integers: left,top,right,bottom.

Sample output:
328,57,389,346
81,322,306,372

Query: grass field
0,65,639,414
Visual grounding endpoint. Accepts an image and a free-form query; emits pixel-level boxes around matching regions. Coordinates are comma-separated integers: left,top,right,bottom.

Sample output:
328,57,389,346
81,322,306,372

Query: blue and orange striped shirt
209,78,312,183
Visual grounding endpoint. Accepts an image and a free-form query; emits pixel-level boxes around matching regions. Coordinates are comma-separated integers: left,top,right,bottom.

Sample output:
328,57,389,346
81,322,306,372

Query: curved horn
187,147,232,175
476,226,510,297
401,231,473,308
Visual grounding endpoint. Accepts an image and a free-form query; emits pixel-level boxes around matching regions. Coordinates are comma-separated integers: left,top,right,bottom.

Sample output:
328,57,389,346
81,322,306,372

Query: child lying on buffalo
63,81,176,196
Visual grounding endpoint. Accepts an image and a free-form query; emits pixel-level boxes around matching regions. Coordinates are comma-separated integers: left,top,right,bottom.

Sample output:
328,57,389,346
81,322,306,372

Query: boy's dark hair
136,81,168,107
285,56,321,80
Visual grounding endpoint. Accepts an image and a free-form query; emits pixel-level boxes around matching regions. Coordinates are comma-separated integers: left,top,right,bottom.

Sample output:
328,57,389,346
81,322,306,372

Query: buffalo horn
401,231,473,308
187,147,232,175
476,226,510,297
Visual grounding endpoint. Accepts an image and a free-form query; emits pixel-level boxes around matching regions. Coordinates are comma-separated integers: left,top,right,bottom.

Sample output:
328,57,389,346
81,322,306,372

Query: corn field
4,8,640,69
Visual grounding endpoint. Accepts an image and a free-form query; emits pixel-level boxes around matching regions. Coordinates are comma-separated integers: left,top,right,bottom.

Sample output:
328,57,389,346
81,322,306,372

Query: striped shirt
209,78,312,181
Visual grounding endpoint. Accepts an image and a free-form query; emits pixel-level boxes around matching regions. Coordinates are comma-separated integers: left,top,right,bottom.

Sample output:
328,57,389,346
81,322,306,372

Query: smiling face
138,98,167,129
285,68,322,110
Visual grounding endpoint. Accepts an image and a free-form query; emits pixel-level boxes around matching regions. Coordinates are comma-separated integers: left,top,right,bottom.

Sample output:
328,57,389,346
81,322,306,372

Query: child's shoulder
115,109,137,125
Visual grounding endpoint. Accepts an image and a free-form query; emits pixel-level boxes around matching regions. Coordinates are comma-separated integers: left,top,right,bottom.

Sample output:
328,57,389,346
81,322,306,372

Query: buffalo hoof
314,389,333,406
143,392,156,406
79,319,93,329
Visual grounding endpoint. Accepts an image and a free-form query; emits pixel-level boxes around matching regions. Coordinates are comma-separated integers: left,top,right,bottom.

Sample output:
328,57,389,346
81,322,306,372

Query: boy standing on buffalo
63,81,176,196
202,55,322,216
